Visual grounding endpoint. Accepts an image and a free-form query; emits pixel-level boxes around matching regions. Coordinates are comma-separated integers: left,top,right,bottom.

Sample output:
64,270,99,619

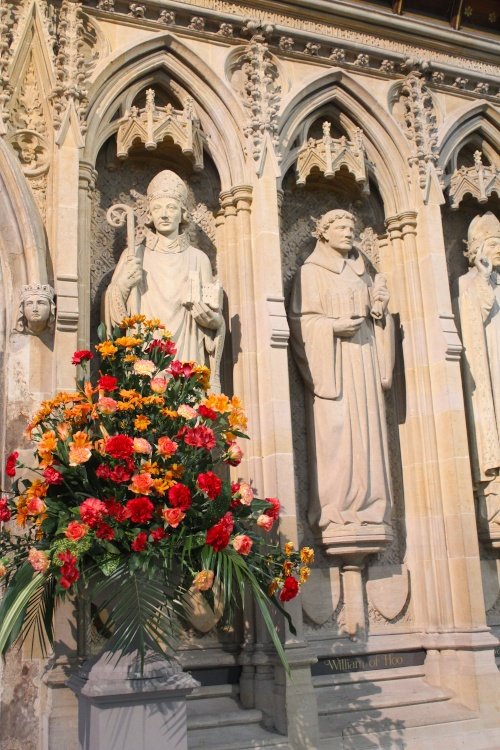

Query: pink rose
257,514,274,532
232,534,253,556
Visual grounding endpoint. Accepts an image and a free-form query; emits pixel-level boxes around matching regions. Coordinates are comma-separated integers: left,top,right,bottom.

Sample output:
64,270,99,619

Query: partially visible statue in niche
103,170,225,391
16,283,56,335
454,212,500,544
288,210,395,541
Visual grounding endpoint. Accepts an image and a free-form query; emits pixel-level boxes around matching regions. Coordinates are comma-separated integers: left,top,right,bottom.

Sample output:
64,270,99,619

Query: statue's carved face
482,236,500,269
23,295,51,333
149,196,183,238
325,217,355,255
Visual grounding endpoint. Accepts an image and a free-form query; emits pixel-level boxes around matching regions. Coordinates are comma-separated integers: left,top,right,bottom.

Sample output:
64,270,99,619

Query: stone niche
281,158,409,636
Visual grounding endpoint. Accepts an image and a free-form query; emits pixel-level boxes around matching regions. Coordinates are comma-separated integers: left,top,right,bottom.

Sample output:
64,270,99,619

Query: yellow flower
283,560,293,576
161,407,178,419
96,341,118,358
121,315,146,328
284,542,294,557
192,570,214,591
268,578,280,596
134,415,151,431
203,393,231,413
115,336,143,348
300,547,315,565
68,430,92,465
124,354,138,363
38,430,58,455
299,566,311,584
193,364,210,391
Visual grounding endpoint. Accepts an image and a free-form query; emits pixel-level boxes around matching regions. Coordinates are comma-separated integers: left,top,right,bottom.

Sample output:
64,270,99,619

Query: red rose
95,523,115,540
184,425,216,451
0,497,11,522
105,499,130,522
58,551,79,589
98,375,118,391
169,360,194,379
206,512,234,552
279,576,299,602
105,435,134,459
72,350,94,365
151,527,166,542
264,497,280,520
109,463,133,483
168,483,192,511
197,471,222,500
79,497,107,527
43,466,64,485
198,405,217,421
5,451,18,478
126,496,154,523
131,531,148,552
96,464,112,480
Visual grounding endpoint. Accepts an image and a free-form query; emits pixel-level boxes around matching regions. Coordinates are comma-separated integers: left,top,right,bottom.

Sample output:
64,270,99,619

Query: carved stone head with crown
16,283,56,334
145,170,190,238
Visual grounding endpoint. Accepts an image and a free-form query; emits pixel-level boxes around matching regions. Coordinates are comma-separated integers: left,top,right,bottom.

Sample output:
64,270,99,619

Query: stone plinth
67,650,199,750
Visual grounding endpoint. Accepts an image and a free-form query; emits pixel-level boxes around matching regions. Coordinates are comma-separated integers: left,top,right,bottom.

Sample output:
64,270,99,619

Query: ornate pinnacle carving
448,150,500,210
296,122,369,194
0,2,20,134
234,36,281,166
395,71,443,196
116,89,204,170
359,227,380,269
51,0,89,132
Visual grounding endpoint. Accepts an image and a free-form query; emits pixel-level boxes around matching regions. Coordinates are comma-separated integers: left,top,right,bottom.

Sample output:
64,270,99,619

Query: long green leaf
0,567,45,654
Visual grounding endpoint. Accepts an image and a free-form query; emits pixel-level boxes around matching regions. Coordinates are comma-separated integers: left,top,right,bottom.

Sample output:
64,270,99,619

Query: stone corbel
448,151,500,210
116,89,204,170
296,122,369,194
266,295,289,348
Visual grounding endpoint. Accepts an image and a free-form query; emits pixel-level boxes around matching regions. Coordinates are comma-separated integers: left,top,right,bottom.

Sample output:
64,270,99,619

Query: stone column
386,205,500,714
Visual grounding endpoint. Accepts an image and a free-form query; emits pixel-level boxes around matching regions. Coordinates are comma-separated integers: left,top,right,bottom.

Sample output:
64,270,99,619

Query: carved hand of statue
332,315,364,338
189,301,222,330
475,250,493,280
116,256,143,298
371,274,390,318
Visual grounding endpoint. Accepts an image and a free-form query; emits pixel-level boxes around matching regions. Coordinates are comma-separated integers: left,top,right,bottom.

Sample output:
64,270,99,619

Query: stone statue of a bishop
103,170,225,391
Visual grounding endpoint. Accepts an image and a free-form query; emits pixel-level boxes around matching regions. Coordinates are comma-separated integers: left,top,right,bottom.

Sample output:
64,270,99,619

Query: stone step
316,675,453,715
319,696,476,740
188,724,290,750
188,708,263,730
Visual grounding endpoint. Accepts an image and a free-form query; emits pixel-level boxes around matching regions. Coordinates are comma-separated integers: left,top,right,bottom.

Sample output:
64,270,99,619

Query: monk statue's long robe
289,247,394,532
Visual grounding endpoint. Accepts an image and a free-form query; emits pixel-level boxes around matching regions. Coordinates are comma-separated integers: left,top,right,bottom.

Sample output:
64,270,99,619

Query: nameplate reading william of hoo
312,650,426,676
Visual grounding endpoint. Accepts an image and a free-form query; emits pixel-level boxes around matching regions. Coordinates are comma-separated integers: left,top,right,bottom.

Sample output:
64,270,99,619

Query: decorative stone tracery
448,150,500,209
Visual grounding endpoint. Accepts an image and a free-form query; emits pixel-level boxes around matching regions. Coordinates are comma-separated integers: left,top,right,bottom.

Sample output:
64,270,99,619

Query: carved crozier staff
106,203,140,315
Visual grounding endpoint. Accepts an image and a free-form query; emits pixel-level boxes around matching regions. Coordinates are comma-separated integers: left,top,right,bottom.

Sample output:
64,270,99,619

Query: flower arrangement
0,316,313,668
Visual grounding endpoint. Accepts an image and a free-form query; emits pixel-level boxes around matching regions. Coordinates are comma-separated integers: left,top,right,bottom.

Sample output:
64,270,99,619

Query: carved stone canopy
116,89,204,170
448,150,500,210
296,121,369,194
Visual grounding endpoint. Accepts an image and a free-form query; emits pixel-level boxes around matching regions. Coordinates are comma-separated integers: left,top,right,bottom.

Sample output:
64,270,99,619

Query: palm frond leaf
0,565,46,655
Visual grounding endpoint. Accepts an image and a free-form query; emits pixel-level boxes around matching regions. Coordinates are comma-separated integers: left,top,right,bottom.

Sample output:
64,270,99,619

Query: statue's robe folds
454,268,500,491
104,231,216,366
289,248,395,532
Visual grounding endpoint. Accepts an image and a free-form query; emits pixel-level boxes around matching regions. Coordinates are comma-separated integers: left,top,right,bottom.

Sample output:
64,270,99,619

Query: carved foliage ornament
52,0,89,132
296,121,369,194
449,150,500,210
116,89,204,170
229,36,281,167
394,71,444,197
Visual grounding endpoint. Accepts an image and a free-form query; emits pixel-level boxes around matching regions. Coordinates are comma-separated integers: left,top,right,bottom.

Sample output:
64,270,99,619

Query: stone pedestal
67,650,199,750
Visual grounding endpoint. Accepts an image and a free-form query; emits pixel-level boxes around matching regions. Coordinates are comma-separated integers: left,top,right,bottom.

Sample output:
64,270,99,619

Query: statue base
319,522,393,561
